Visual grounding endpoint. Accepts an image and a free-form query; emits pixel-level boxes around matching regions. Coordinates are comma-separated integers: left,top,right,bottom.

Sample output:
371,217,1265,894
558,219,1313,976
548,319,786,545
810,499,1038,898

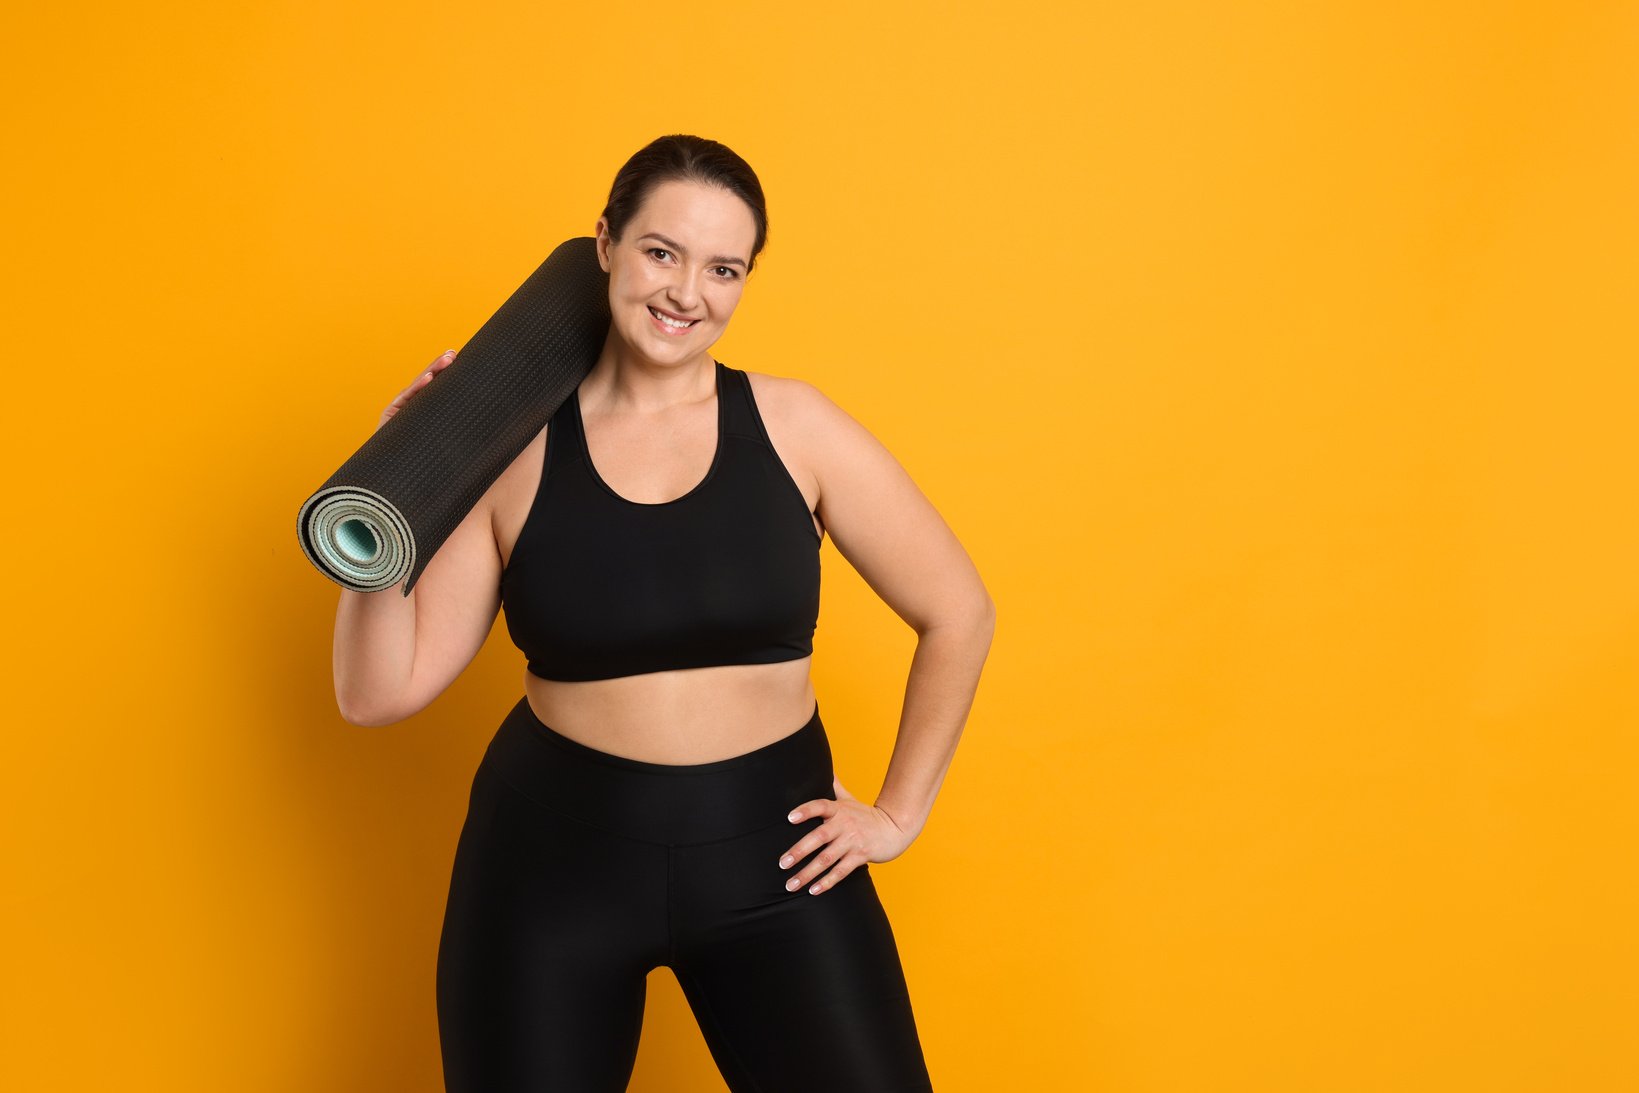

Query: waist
522,657,816,763
479,693,835,845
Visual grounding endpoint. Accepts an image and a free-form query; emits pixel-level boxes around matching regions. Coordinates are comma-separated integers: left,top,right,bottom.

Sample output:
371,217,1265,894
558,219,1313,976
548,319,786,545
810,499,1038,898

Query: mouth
648,305,700,334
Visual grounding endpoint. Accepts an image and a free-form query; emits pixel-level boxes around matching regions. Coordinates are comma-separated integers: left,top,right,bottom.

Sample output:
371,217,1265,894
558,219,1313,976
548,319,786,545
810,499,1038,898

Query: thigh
670,820,936,1093
436,763,669,1093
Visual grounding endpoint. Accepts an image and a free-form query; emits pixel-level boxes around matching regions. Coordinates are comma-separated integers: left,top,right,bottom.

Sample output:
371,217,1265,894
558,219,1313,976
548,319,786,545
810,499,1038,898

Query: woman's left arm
778,378,995,893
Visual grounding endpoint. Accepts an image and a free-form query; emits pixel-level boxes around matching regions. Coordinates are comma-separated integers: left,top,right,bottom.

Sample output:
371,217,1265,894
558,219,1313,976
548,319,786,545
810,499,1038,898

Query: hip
476,692,836,847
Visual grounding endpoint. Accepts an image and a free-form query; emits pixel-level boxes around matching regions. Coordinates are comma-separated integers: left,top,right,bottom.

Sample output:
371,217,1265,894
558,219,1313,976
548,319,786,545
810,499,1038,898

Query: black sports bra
500,360,823,682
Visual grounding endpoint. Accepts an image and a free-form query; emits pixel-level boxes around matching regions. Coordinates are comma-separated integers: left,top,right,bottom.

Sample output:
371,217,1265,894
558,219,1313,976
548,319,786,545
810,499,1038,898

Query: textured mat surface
297,236,609,595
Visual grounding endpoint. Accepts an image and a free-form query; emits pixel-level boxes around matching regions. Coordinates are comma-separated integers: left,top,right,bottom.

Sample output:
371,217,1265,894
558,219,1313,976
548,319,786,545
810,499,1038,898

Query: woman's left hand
778,775,917,896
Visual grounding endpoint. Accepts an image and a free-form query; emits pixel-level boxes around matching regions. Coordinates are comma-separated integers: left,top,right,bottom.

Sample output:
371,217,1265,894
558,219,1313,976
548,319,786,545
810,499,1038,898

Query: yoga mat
297,236,609,595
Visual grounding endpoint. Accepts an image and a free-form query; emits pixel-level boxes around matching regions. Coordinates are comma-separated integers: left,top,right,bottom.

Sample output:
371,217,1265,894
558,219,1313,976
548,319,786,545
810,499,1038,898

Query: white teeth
650,307,696,328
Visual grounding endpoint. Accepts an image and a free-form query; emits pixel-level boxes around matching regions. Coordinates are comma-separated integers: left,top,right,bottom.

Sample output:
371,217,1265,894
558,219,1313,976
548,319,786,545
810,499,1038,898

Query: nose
666,265,702,312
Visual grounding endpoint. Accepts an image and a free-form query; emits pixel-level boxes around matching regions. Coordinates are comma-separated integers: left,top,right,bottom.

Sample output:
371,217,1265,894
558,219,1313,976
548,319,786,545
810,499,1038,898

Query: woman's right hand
376,348,458,432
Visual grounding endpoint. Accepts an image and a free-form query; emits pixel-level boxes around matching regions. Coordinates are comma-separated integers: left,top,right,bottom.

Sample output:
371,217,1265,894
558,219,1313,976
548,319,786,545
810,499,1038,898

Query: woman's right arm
332,350,505,726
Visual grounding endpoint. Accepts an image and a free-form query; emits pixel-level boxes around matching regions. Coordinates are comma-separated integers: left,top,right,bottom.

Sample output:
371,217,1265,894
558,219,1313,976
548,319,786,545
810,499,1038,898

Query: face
595,178,757,367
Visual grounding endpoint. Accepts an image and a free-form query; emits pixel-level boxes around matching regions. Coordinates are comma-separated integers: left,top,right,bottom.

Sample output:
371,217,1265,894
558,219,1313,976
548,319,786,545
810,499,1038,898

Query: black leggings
436,696,935,1092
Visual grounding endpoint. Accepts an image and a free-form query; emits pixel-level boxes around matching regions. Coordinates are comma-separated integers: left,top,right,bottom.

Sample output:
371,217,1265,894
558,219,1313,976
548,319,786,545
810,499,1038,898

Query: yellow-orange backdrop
5,2,1635,1090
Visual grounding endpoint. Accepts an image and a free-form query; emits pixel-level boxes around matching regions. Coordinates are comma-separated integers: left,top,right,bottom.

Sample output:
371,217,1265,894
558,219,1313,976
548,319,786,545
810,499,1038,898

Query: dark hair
600,134,769,274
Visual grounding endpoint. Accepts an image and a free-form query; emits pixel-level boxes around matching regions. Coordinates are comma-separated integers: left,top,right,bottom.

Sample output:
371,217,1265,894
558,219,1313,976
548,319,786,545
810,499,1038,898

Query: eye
713,266,739,279
648,247,671,262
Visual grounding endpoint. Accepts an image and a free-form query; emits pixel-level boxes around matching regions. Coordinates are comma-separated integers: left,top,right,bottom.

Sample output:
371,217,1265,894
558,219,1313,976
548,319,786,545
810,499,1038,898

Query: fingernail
779,855,794,868
788,811,802,822
444,349,455,357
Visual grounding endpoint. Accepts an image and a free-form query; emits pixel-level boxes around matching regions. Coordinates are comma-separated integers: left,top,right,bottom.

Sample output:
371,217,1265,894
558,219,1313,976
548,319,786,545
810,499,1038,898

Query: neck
584,335,717,416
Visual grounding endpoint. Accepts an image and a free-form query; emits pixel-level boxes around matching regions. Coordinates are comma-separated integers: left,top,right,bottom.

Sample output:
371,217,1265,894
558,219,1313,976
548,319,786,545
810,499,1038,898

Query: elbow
336,690,399,727
961,586,997,647
334,659,416,725
965,578,996,630
917,591,995,641
336,696,374,727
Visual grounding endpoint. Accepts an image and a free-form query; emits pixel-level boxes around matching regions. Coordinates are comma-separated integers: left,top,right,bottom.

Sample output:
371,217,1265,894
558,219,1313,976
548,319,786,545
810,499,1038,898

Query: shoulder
738,367,900,508
739,366,814,406
739,367,858,441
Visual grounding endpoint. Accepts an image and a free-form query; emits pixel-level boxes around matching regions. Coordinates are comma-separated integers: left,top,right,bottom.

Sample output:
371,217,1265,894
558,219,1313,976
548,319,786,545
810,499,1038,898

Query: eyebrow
637,232,748,270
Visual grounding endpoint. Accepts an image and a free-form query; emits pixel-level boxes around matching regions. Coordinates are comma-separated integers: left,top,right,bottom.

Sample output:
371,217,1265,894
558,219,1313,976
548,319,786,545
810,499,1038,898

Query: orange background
5,2,1636,1090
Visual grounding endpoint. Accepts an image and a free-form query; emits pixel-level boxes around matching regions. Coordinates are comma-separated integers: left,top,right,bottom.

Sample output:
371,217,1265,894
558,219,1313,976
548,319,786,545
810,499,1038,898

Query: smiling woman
333,133,995,1092
596,173,757,362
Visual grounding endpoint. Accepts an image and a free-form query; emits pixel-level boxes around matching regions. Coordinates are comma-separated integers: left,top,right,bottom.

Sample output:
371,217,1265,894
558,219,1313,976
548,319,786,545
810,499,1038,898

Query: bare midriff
521,656,820,765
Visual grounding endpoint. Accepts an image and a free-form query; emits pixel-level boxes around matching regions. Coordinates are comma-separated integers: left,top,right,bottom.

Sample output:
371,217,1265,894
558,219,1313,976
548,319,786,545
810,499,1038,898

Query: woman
333,134,995,1092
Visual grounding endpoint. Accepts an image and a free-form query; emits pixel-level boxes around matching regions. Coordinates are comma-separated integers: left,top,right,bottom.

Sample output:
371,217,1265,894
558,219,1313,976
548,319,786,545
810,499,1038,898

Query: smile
648,306,699,333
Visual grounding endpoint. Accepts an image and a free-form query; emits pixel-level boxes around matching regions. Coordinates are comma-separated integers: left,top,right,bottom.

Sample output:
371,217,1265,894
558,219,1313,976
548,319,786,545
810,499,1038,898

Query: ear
594,218,612,272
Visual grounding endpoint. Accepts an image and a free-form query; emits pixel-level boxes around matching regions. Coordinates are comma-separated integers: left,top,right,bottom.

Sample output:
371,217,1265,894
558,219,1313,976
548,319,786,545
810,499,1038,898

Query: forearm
872,600,996,838
333,586,419,724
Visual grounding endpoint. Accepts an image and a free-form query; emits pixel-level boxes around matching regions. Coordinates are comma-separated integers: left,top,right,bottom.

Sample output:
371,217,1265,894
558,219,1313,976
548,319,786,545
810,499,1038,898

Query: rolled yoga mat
297,236,610,595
